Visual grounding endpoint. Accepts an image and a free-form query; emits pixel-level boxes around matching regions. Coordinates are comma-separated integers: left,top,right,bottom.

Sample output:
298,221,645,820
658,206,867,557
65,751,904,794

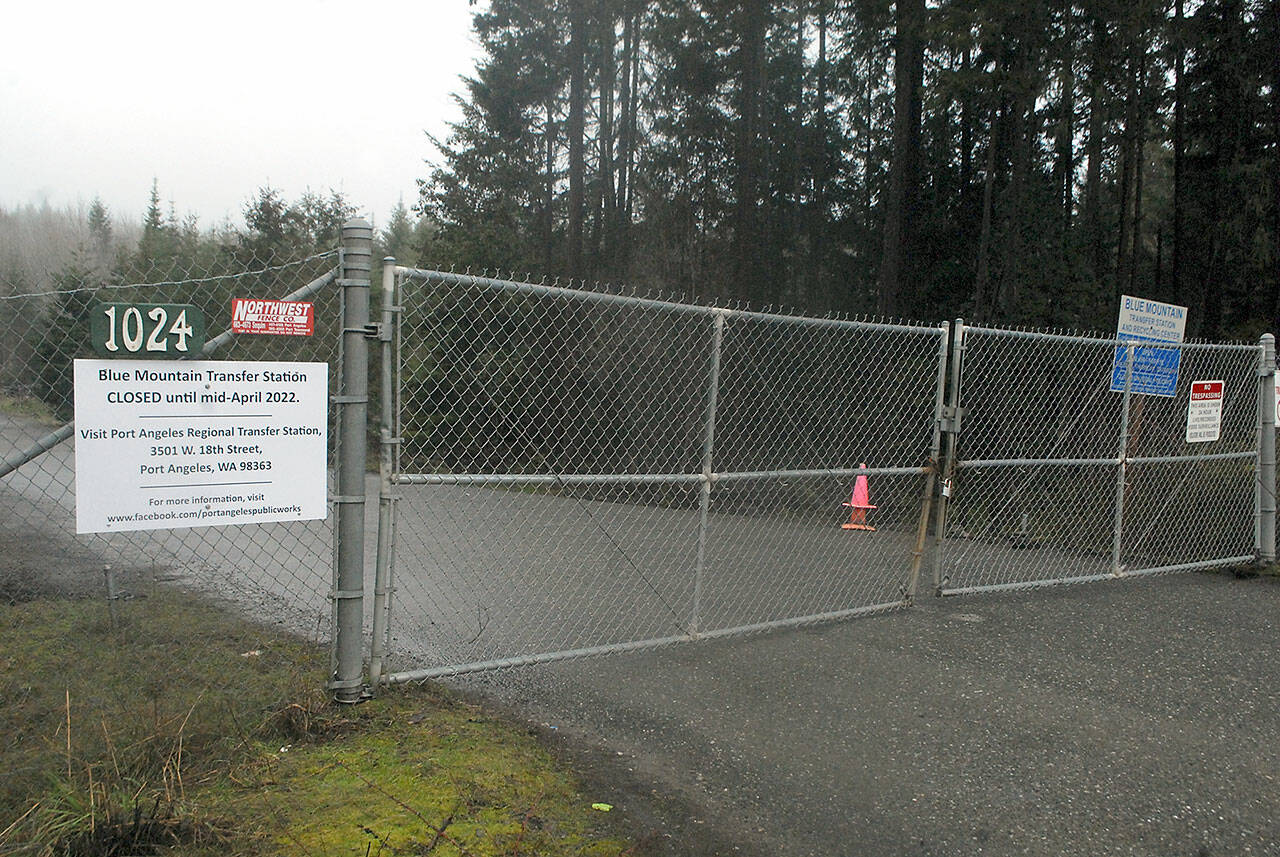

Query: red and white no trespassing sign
1185,379,1224,443
231,299,314,336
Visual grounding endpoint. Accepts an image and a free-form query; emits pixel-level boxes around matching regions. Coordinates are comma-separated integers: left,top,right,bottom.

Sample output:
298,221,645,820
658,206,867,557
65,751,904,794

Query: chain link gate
367,270,1277,685
371,266,949,684
931,323,1275,594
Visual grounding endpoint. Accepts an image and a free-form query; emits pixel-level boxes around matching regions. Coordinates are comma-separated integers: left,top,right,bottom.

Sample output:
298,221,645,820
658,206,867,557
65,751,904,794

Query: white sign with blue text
73,359,328,534
1110,295,1188,397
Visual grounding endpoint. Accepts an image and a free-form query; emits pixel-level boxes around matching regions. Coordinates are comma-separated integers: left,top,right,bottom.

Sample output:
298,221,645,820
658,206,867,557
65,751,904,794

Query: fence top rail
961,322,1261,353
394,465,930,486
395,267,947,337
0,249,340,302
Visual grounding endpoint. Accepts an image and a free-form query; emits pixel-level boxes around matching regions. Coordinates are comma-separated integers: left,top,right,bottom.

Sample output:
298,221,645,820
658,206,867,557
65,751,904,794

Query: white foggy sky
0,1,486,230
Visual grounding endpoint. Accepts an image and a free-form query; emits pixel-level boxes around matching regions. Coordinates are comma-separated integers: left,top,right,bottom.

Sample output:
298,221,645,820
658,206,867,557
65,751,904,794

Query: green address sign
91,303,206,358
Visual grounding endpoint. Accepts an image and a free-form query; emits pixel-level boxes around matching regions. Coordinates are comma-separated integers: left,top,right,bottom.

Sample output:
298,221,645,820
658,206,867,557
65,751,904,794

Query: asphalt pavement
457,571,1280,856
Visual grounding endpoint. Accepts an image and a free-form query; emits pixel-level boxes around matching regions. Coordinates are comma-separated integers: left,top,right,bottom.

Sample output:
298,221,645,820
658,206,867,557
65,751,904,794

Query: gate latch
940,405,964,434
362,322,391,342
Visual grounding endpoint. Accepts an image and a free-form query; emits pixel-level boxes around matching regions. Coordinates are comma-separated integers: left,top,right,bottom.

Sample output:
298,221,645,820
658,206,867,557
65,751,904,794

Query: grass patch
0,592,635,855
0,392,58,424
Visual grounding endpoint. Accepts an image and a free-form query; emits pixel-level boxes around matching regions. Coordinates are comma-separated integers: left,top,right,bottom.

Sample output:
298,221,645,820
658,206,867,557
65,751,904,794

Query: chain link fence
2,244,1275,691
934,325,1267,594
0,246,344,638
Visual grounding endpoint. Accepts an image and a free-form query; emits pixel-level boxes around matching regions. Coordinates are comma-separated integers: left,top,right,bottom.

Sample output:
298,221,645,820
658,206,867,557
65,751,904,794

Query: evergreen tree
85,196,113,275
378,199,419,264
241,186,354,259
87,197,112,254
138,178,171,265
419,0,568,272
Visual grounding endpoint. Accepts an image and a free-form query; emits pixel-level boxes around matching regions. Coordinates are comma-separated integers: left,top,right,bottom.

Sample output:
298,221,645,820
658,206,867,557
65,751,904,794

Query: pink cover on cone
841,463,876,530
844,463,877,509
851,474,871,508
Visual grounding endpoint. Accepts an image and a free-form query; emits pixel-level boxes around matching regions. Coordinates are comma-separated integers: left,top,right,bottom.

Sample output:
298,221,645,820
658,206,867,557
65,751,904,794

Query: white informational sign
73,360,328,534
1185,379,1224,443
1110,295,1188,397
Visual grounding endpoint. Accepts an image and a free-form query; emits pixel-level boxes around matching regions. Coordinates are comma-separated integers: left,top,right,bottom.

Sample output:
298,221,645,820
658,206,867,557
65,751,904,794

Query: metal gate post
369,259,400,690
329,219,372,702
691,310,726,635
1111,342,1136,576
932,319,966,594
906,321,950,599
1257,333,1276,564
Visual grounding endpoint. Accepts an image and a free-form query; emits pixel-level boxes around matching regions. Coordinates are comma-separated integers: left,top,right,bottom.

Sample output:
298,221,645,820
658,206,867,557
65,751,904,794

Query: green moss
0,595,634,856
237,694,630,856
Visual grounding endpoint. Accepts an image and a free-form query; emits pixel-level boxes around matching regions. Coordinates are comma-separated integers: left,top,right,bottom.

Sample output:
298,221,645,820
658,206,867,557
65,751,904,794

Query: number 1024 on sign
91,303,206,358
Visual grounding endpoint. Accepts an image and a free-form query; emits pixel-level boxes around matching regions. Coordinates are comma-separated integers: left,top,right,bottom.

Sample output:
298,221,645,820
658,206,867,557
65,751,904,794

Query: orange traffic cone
841,463,877,531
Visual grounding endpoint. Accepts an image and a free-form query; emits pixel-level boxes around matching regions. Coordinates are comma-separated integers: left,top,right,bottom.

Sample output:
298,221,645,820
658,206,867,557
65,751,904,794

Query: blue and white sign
1110,295,1188,397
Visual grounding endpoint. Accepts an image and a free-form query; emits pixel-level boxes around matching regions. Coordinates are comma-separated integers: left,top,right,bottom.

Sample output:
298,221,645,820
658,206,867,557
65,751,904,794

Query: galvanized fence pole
932,319,966,593
906,321,950,599
691,310,726,635
1111,342,1136,576
329,219,372,702
369,258,400,690
1257,333,1276,564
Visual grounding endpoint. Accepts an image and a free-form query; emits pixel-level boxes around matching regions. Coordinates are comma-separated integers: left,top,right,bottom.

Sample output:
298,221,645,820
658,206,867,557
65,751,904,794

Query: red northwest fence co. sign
231,298,314,336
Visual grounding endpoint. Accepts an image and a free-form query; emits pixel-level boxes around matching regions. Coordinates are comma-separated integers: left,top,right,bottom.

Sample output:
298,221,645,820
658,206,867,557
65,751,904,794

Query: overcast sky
1,1,485,230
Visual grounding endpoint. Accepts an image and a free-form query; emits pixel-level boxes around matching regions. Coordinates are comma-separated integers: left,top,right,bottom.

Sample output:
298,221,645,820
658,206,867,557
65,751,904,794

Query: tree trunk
733,0,768,305
1057,0,1075,244
567,0,587,281
1115,52,1142,301
543,101,556,274
1173,0,1186,305
960,45,972,192
973,99,1001,322
790,4,806,305
1083,15,1108,302
1131,61,1146,294
1271,0,1280,330
813,0,829,310
597,0,616,275
619,3,640,275
997,80,1037,320
878,0,925,317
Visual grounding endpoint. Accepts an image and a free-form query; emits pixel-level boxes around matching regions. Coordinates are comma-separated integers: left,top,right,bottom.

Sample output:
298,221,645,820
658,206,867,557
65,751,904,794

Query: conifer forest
420,0,1280,338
